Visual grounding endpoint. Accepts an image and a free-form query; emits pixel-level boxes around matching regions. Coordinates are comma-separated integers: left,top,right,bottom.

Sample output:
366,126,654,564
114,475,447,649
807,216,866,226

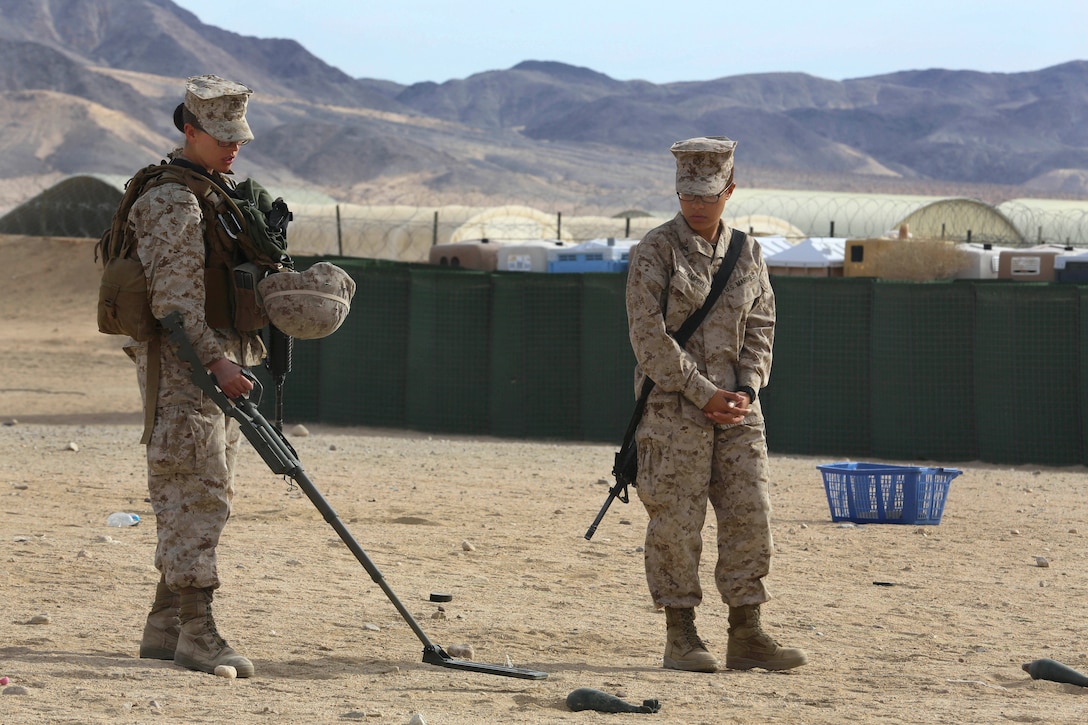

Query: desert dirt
2,233,1088,724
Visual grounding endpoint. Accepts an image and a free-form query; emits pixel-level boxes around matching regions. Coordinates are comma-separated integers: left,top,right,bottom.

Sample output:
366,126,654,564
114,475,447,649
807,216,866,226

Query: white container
496,239,566,272
954,243,1006,280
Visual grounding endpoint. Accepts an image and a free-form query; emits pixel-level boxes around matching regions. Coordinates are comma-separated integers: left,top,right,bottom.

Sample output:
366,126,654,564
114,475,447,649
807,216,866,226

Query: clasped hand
703,389,750,426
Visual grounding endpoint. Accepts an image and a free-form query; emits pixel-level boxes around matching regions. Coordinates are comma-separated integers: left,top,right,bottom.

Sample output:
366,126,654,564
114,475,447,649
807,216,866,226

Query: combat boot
726,604,807,671
139,576,179,660
174,587,255,677
663,607,720,672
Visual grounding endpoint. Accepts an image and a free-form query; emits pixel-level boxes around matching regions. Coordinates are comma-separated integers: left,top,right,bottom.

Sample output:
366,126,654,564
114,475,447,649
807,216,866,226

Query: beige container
997,248,1061,281
429,241,501,271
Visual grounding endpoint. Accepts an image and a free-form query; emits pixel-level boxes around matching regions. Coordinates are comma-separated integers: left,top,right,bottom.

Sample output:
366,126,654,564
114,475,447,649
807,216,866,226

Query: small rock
801,523,809,529
13,536,29,543
3,419,17,426
446,643,474,659
408,713,427,725
28,614,51,625
329,444,337,451
291,424,310,437
12,484,27,491
431,611,447,620
461,540,475,552
1011,529,1021,536
3,685,28,696
1070,528,1079,535
77,549,90,559
363,623,380,632
66,442,79,452
214,665,237,679
1035,556,1050,568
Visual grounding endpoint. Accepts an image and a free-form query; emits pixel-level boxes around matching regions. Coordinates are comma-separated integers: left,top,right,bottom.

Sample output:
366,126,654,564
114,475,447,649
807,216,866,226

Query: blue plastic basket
817,462,962,525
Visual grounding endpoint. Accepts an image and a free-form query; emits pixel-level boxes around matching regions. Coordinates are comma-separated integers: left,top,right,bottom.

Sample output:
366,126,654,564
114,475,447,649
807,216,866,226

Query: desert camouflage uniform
626,212,776,609
123,180,264,591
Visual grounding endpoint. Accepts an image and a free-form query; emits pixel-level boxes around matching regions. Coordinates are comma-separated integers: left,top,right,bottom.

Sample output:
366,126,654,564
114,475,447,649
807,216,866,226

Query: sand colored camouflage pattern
129,344,241,590
626,213,776,608
123,181,264,590
671,136,737,196
183,75,254,144
258,262,356,340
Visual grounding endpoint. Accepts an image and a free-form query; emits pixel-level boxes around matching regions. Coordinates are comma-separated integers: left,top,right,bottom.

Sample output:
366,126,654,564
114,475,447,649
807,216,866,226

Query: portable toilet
547,238,638,273
429,239,501,271
997,245,1067,282
954,243,1006,280
766,238,845,277
1055,248,1088,283
496,239,566,272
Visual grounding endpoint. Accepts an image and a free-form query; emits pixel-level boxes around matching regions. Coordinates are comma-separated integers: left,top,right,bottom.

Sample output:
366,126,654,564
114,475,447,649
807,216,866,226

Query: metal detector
161,311,547,680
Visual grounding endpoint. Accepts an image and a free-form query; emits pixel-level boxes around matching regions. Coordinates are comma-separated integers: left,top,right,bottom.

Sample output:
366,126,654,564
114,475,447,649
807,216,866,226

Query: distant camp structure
3,176,1087,264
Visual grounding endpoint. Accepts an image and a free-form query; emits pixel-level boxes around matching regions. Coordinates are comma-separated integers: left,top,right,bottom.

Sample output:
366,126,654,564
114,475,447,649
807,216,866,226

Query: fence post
433,210,439,246
625,217,630,237
335,205,343,256
557,211,562,240
829,220,835,237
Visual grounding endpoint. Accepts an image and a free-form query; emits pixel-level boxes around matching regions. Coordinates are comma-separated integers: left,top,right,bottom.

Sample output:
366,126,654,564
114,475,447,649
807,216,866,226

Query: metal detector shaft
160,311,546,680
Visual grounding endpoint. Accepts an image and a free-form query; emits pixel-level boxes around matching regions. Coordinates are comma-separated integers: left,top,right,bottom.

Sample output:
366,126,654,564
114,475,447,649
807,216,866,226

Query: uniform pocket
147,404,224,476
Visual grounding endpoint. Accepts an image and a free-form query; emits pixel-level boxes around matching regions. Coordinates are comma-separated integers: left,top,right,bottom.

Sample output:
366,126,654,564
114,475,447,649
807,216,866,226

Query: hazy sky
171,0,1086,86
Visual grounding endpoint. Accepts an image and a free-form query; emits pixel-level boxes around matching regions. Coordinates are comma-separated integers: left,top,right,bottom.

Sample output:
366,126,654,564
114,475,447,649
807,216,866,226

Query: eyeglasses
194,125,248,147
677,188,729,204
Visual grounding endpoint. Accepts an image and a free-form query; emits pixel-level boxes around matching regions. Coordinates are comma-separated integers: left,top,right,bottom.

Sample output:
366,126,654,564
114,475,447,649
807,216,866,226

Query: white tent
761,238,844,272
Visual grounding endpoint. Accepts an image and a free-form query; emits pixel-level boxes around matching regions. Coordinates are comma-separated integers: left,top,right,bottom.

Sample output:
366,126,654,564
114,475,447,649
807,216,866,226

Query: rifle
160,310,547,681
263,323,292,432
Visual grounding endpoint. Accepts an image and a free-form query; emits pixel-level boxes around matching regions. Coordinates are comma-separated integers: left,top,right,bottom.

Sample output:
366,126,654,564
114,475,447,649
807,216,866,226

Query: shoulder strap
622,227,748,438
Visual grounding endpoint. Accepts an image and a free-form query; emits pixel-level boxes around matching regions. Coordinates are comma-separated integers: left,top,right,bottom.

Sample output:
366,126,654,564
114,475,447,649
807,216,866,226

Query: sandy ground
2,233,1088,724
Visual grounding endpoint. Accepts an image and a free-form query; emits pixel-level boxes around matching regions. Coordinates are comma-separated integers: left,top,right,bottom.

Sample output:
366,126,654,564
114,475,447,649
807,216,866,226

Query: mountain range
2,0,1086,216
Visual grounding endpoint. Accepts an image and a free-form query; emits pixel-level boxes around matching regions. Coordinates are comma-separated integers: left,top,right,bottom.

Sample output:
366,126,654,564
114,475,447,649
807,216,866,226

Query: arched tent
726,189,952,240
996,198,1088,247
894,198,1025,246
726,214,806,240
0,174,128,237
449,205,571,244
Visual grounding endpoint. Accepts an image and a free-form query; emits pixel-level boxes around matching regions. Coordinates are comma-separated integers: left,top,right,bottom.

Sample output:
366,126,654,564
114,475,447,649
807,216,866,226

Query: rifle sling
621,226,747,449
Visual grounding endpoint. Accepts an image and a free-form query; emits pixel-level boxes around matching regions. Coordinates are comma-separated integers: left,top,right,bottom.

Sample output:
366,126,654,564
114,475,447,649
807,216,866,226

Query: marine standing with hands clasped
128,75,263,677
625,136,807,673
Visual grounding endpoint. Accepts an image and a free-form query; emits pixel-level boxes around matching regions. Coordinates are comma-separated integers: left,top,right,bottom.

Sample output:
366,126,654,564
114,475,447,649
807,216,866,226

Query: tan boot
663,607,720,673
174,587,254,677
726,604,807,671
139,576,179,660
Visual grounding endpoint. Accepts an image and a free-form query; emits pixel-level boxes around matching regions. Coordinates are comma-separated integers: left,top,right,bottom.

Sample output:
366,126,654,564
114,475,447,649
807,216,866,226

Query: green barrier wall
274,258,1087,466
870,282,977,461
973,284,1083,465
761,278,872,457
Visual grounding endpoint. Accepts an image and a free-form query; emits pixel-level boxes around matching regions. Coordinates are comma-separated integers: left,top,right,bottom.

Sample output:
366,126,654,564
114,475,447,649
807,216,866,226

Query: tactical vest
95,161,292,340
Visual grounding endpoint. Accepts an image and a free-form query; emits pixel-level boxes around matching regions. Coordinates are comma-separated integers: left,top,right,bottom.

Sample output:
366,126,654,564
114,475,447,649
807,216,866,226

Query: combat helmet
258,262,355,339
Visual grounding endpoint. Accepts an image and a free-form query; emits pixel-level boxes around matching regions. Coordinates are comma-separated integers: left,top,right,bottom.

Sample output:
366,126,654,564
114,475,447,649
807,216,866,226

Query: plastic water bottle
106,512,140,527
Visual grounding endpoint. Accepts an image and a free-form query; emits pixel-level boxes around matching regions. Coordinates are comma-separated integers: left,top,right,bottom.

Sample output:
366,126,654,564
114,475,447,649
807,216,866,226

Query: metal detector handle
160,311,299,475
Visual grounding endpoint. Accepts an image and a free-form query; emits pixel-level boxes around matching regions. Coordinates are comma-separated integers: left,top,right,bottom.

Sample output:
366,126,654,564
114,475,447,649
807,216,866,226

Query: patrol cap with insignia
671,136,737,195
172,74,254,144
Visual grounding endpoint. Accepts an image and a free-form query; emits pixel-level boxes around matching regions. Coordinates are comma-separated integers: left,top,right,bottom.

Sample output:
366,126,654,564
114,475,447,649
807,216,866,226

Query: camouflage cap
172,74,254,144
671,136,737,195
